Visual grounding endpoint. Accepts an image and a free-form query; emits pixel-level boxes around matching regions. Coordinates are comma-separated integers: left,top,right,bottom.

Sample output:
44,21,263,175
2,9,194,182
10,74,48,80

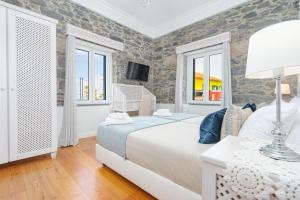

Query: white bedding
126,121,212,194
181,116,205,125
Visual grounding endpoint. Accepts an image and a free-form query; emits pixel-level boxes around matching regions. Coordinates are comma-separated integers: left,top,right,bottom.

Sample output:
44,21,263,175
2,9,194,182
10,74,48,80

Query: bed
96,115,211,200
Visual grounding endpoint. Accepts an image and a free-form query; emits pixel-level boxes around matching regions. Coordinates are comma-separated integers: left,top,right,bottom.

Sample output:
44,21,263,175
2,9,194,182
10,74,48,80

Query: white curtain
222,41,232,108
175,54,184,112
59,35,78,147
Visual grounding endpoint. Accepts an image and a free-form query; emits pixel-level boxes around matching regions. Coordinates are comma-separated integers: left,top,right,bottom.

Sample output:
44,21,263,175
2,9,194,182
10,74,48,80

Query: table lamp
246,20,300,162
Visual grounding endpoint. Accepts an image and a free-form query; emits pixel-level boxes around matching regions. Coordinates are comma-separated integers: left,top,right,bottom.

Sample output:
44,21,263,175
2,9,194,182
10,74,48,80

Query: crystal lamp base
259,144,300,162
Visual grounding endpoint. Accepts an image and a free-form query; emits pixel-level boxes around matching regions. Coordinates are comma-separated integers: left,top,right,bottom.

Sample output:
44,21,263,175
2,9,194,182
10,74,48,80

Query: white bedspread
126,121,213,194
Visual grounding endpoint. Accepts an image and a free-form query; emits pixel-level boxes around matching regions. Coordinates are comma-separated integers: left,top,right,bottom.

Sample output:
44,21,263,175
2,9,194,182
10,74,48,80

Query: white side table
200,136,300,200
201,136,244,200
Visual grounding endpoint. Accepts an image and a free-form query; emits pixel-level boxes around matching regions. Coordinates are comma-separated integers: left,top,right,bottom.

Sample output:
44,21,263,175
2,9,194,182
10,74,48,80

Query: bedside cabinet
200,136,296,200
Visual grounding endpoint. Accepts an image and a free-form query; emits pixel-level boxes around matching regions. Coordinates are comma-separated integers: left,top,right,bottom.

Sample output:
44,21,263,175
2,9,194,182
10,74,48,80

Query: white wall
57,105,111,141
157,103,220,116
76,105,111,138
156,104,176,112
182,104,222,115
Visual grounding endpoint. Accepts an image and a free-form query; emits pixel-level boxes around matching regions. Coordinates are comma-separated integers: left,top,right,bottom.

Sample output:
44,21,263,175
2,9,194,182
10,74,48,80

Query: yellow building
194,72,222,101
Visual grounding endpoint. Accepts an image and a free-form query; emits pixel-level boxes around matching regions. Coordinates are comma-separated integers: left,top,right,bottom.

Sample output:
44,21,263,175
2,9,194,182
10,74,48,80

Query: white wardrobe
0,2,57,164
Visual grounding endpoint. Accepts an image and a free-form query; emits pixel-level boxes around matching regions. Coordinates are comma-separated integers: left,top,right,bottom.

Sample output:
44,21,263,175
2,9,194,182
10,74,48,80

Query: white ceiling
72,0,249,38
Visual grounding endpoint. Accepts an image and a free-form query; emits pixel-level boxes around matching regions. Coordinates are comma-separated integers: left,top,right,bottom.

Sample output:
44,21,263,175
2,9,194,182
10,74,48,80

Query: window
76,49,90,101
94,53,106,101
209,54,223,102
187,45,223,104
193,57,205,101
75,40,112,105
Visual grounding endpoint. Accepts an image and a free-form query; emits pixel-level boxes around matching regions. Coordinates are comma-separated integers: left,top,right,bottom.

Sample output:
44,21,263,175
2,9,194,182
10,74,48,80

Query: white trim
96,144,202,200
0,6,8,164
176,32,231,54
66,24,124,51
8,9,18,161
186,45,223,105
175,54,185,112
175,33,231,111
71,0,249,39
0,0,58,24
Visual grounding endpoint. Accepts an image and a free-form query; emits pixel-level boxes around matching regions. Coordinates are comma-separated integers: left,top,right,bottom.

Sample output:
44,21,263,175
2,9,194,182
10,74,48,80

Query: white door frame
0,6,8,164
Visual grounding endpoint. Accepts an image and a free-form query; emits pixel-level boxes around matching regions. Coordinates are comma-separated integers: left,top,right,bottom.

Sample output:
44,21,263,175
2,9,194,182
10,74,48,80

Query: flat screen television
126,62,150,81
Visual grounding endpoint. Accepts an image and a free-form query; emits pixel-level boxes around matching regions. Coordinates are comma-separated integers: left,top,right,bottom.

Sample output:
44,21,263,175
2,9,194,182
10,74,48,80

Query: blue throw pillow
242,103,256,112
199,108,227,144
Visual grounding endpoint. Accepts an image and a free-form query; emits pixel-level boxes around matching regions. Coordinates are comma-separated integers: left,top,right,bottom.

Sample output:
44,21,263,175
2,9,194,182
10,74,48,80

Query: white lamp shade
274,84,290,95
246,20,300,79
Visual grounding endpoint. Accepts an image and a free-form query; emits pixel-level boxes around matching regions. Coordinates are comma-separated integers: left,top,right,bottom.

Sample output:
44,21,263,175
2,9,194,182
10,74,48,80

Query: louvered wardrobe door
8,9,57,161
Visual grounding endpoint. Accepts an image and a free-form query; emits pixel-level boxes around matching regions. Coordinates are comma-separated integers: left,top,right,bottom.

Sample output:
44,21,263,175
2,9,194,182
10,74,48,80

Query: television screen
126,62,149,81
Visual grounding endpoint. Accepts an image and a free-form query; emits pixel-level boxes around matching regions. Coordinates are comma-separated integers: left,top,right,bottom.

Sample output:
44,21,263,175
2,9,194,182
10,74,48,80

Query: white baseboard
78,131,96,139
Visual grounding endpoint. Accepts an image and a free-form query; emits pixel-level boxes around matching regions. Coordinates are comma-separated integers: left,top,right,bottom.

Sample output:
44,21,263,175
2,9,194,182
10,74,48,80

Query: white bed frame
96,144,202,200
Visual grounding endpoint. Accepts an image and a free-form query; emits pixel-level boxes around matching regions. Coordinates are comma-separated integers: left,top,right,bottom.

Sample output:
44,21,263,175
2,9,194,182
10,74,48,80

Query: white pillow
286,117,300,145
239,102,298,141
286,97,300,145
290,96,300,104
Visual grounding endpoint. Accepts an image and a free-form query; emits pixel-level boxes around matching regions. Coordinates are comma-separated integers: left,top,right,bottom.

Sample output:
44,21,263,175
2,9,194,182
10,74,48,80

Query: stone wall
152,0,300,104
2,0,154,105
2,0,300,106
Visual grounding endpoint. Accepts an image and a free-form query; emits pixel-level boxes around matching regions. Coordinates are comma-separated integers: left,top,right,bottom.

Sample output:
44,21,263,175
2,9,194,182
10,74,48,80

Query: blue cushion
199,108,227,144
242,103,256,112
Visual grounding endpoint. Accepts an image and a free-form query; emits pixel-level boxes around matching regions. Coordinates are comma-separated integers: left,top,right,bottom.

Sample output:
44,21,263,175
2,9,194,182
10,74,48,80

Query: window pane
209,54,222,101
76,49,89,101
94,54,106,101
193,57,205,101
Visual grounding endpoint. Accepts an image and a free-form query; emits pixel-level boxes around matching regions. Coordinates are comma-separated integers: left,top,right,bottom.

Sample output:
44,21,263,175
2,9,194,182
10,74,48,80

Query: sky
195,53,222,78
76,49,105,100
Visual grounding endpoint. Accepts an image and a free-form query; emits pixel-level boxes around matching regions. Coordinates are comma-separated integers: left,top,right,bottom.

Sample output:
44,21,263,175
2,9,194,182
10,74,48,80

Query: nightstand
200,136,298,200
201,136,244,200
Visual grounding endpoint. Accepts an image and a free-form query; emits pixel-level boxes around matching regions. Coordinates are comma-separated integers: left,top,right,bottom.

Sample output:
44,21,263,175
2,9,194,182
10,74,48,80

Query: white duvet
126,120,212,194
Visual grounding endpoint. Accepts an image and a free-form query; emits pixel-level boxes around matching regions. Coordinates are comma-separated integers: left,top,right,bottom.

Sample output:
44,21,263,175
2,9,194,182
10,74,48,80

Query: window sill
188,101,221,106
76,101,111,106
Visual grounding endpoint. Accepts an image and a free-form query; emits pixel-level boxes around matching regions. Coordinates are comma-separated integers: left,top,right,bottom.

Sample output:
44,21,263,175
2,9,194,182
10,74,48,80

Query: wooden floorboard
0,137,156,200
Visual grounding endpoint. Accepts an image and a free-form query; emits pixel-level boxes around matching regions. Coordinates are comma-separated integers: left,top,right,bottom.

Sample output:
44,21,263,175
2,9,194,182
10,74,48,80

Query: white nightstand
200,136,244,200
200,136,300,200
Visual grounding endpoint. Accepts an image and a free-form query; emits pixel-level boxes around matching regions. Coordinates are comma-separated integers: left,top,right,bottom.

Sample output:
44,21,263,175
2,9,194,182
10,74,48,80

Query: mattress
126,121,213,194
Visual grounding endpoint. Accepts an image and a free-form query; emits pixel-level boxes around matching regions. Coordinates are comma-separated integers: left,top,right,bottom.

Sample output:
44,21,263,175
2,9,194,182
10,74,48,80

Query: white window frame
75,40,113,105
186,44,223,105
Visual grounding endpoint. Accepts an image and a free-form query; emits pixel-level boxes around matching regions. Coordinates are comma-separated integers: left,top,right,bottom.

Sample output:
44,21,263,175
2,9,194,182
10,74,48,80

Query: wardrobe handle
0,88,5,92
10,88,15,92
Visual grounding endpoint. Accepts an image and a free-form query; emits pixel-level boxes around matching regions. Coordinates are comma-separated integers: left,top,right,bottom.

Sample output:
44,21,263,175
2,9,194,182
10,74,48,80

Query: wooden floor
0,137,156,200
